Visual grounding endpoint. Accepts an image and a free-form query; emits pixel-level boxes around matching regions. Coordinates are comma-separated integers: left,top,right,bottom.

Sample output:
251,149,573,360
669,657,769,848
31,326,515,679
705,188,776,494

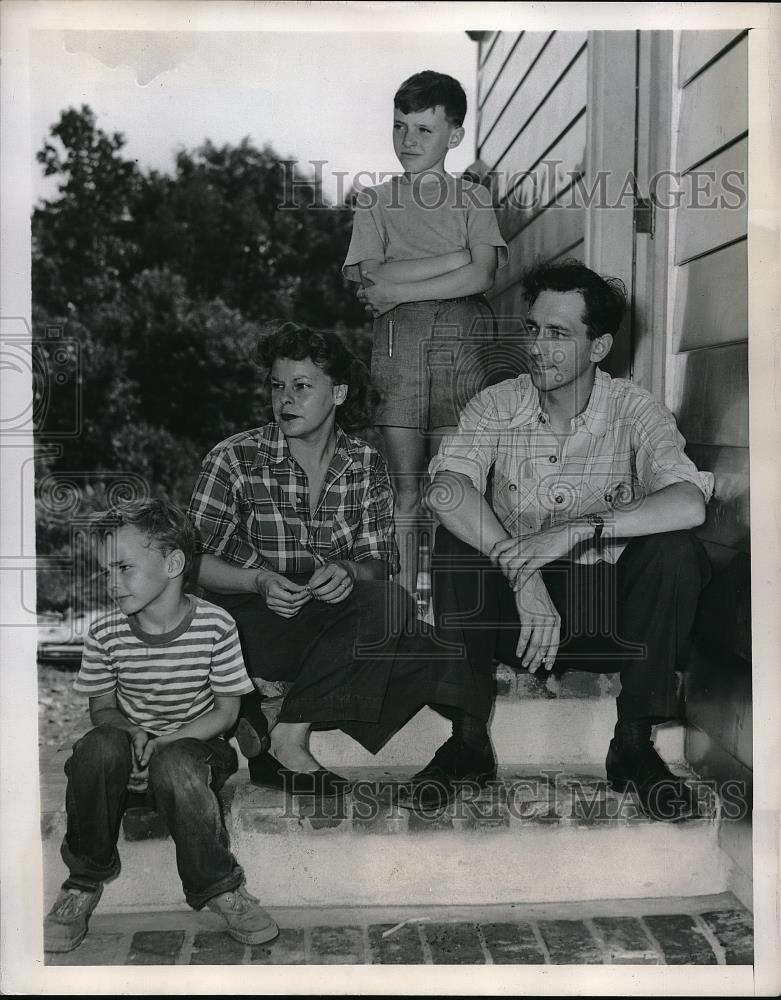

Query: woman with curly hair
188,324,490,800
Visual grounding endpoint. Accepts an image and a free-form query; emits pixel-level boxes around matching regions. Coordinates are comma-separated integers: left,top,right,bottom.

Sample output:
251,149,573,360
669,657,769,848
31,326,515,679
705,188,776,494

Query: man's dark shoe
399,736,497,813
606,739,700,822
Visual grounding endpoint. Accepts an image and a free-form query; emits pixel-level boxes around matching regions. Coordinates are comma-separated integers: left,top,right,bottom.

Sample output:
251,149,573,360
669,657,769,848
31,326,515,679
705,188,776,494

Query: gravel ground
38,662,91,751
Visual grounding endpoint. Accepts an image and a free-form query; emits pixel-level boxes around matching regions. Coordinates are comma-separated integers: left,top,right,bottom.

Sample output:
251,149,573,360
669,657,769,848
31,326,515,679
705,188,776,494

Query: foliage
33,105,371,609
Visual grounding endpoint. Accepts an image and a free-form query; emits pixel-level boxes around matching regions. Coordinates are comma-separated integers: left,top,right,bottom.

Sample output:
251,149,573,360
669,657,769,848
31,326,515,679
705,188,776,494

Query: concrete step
40,754,734,913
309,665,684,768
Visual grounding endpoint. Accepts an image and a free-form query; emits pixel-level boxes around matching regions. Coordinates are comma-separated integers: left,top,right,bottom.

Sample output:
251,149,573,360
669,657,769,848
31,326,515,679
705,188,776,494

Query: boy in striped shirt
44,499,279,953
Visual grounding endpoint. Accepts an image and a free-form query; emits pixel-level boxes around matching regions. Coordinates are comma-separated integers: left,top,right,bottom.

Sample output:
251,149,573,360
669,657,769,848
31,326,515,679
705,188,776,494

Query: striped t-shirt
74,596,255,736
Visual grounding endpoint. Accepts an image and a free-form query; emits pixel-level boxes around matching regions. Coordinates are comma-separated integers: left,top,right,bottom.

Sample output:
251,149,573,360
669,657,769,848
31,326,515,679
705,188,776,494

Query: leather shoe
606,739,700,822
235,697,271,759
399,736,497,813
248,752,350,798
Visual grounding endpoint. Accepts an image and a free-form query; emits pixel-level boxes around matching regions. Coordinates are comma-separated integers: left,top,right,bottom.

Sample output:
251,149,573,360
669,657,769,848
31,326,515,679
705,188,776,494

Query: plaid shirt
430,369,714,564
189,422,399,576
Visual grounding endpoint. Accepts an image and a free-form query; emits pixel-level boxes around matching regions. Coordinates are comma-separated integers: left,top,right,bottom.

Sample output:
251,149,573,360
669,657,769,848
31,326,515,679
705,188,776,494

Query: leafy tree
32,106,373,611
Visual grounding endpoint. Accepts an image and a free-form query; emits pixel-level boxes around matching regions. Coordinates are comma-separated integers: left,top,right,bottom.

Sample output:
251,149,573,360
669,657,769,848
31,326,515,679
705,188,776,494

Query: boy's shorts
370,295,503,430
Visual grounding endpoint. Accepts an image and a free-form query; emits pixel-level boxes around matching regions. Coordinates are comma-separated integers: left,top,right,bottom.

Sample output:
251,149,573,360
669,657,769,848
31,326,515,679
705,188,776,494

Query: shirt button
605,493,613,503
549,455,558,463
295,496,302,505
554,495,564,504
508,484,518,491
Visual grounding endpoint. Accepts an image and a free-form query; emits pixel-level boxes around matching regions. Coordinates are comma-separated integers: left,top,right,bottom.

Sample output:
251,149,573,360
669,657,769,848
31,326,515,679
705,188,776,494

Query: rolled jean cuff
60,839,121,887
186,863,246,911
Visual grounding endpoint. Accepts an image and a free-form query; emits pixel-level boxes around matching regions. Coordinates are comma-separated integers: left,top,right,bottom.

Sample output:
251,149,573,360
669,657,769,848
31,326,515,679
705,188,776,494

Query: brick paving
45,902,753,966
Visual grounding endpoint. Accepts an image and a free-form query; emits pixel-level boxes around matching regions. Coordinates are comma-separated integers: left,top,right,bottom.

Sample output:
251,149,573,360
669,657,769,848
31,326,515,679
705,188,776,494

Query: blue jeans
60,725,244,909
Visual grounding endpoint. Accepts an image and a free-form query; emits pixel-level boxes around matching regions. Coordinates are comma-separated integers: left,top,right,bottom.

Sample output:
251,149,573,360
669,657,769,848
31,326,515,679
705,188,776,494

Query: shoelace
52,890,93,919
222,886,260,913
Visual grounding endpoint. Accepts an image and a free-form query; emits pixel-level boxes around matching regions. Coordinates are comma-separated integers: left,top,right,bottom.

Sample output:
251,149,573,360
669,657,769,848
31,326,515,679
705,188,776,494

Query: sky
31,28,480,206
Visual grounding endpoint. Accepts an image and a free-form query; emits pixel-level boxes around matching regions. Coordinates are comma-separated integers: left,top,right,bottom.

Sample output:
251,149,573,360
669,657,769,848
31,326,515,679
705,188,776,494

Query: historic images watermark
276,771,750,825
278,159,747,212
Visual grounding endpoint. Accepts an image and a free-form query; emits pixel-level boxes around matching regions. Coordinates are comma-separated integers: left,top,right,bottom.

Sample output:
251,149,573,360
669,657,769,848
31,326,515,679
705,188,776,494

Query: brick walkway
46,898,752,966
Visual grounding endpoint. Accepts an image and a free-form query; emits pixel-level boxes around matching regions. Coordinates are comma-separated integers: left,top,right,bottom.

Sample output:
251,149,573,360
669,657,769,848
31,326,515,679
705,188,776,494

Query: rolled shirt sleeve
428,389,500,494
632,398,715,501
342,189,386,283
351,451,400,575
464,182,509,269
188,447,269,570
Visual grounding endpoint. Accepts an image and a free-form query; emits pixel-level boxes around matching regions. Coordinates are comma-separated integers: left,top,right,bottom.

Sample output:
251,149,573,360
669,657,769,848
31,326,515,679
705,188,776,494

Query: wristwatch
586,513,605,544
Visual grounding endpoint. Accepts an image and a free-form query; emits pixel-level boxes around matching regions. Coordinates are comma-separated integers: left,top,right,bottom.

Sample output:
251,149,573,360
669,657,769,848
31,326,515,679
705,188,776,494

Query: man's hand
357,274,400,317
490,522,580,591
514,572,561,673
255,570,311,618
307,561,355,604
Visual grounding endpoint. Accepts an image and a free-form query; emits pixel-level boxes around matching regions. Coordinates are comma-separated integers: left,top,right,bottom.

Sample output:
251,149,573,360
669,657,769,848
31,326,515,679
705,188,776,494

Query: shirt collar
507,368,612,437
252,422,364,471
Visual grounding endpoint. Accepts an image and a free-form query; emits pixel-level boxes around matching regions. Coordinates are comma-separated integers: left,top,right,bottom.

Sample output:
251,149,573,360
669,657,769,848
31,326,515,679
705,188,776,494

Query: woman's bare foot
269,722,323,772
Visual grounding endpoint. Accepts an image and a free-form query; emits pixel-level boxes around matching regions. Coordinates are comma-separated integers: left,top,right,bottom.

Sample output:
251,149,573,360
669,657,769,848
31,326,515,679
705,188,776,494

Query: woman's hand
357,273,401,317
307,561,356,604
255,570,311,618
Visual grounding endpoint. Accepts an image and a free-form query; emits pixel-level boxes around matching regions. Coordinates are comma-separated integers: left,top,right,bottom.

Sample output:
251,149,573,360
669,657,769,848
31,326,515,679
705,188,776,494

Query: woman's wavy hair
256,322,378,432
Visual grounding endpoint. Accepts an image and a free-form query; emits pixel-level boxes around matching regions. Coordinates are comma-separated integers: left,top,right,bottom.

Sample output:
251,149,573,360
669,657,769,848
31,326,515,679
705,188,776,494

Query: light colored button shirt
429,369,715,564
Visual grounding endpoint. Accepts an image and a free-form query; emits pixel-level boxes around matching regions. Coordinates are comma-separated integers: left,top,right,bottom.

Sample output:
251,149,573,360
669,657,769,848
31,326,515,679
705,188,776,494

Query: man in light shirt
421,259,714,821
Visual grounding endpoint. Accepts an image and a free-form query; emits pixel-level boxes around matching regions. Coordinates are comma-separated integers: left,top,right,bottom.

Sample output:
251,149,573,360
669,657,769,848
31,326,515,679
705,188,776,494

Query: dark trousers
210,578,483,755
432,528,711,723
60,725,244,909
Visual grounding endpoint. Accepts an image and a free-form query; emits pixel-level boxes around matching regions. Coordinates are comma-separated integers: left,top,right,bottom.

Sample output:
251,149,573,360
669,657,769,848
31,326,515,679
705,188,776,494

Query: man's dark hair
522,259,627,341
91,498,197,584
257,323,377,432
394,70,467,127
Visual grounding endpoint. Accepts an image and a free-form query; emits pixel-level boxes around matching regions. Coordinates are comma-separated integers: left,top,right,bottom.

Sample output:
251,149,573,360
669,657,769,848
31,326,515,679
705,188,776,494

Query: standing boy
44,499,279,953
343,69,508,596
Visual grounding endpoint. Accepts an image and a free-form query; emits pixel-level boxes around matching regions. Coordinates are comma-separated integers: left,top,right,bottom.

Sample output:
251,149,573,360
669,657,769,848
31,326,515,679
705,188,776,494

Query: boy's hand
307,561,355,604
128,730,151,792
134,733,172,769
357,274,399,317
255,570,311,618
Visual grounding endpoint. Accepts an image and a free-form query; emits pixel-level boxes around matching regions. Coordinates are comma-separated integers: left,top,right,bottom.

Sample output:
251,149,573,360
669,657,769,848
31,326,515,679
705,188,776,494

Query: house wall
473,29,752,903
475,31,589,322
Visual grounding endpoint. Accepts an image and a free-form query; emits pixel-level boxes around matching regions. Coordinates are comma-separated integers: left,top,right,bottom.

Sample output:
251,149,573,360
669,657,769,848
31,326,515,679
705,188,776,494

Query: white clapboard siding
677,33,747,172
478,32,551,145
678,29,746,86
672,238,747,352
669,341,749,449
492,200,586,297
685,444,750,552
479,32,587,185
498,112,587,242
478,32,522,106
674,137,748,265
494,50,588,205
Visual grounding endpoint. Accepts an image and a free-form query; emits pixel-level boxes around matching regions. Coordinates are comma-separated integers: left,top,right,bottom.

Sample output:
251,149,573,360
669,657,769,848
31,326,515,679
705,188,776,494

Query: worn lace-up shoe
44,883,104,952
206,883,279,945
399,736,497,813
606,739,700,822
